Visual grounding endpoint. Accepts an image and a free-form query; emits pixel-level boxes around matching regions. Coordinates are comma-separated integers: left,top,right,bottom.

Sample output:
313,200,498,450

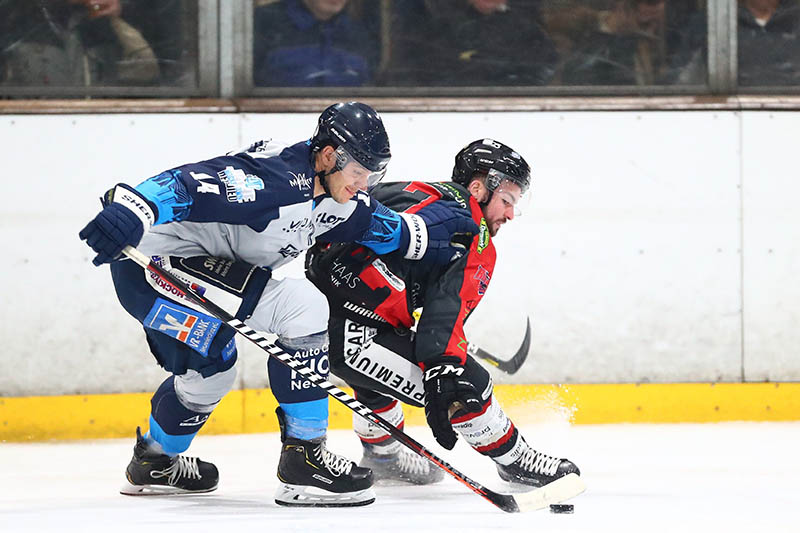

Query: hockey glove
422,363,483,450
78,185,156,266
400,201,478,265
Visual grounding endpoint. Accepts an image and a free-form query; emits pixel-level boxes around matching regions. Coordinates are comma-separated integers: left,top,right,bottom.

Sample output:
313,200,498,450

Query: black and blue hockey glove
422,363,483,450
78,185,156,266
401,201,478,265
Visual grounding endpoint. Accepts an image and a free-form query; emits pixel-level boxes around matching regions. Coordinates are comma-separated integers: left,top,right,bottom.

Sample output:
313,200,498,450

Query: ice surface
1,422,798,533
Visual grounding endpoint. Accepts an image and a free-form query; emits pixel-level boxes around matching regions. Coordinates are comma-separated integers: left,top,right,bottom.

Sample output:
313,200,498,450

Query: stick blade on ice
514,473,586,512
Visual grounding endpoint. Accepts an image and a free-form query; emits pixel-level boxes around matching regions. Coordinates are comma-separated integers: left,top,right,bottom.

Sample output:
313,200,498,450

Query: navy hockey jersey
134,139,404,270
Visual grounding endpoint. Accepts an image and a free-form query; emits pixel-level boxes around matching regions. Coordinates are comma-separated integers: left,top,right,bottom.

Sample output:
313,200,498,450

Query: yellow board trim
2,383,799,442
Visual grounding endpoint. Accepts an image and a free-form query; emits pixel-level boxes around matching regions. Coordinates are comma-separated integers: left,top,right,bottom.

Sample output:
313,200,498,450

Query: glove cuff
399,212,428,260
111,184,156,230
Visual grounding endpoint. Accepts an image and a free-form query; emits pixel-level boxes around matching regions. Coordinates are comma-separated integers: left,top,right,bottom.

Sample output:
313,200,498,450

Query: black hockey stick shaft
467,317,531,374
121,246,520,513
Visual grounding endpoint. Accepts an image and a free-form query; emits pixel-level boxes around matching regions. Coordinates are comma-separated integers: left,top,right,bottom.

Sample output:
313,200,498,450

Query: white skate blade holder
514,473,586,512
275,483,376,508
119,480,217,496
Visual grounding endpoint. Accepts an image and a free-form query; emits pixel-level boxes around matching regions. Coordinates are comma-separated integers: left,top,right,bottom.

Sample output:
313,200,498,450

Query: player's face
482,180,522,236
325,146,387,203
327,160,371,203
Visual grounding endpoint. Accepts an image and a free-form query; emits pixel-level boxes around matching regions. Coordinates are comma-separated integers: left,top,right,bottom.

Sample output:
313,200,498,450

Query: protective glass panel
248,0,709,90
0,0,199,92
736,0,800,87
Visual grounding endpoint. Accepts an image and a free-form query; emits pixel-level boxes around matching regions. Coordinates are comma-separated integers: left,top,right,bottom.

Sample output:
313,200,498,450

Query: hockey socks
450,395,523,465
353,399,404,455
268,334,330,441
451,394,580,487
148,376,211,455
353,399,443,485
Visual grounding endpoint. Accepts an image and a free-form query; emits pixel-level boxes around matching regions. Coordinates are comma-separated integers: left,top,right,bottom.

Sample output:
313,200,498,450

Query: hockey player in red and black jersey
306,139,581,488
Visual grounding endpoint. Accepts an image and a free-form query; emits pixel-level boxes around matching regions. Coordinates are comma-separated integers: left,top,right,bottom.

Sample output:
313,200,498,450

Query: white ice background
2,422,798,533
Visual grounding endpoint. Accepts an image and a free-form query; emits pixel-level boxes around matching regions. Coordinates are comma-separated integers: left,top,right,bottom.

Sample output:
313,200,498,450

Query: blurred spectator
0,0,177,86
738,0,800,86
253,0,378,87
676,0,800,86
560,0,676,85
383,0,558,86
118,1,187,84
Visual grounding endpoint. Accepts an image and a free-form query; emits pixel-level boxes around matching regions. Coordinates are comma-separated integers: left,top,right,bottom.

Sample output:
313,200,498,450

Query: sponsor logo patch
144,298,222,356
473,265,491,295
218,166,264,203
179,414,209,427
477,219,490,254
278,243,301,258
288,171,313,191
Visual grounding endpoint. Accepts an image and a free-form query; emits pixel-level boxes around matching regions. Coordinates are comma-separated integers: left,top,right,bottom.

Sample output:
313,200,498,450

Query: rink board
2,382,798,442
4,111,800,399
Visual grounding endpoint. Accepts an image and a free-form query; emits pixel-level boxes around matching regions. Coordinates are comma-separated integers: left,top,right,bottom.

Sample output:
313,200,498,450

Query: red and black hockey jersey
306,181,496,370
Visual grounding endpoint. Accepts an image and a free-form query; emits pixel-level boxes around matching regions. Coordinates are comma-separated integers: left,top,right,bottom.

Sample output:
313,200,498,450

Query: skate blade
120,480,218,496
274,483,375,508
514,473,586,512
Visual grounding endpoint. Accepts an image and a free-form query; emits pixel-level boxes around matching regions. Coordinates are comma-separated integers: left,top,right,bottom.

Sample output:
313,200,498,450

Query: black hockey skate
360,441,444,485
120,427,219,495
274,408,375,507
496,438,580,488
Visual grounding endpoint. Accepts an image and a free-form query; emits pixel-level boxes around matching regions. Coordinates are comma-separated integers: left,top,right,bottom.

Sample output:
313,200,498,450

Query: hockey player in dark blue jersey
78,102,478,507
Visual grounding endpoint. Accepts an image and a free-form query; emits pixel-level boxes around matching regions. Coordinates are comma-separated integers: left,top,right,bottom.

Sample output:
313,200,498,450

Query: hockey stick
412,311,531,375
467,317,531,374
121,246,584,513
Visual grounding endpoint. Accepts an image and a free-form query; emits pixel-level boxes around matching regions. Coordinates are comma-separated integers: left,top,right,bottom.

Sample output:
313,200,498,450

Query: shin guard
353,399,404,455
450,395,525,466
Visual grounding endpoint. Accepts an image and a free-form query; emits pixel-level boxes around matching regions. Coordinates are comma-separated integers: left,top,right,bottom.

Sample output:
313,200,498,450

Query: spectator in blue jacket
253,0,378,87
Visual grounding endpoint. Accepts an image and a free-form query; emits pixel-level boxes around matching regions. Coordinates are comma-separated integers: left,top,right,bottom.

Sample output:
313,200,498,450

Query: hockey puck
549,504,574,514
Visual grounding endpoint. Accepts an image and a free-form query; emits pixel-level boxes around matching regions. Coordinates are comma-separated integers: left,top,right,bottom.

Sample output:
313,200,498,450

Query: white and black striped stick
121,245,584,513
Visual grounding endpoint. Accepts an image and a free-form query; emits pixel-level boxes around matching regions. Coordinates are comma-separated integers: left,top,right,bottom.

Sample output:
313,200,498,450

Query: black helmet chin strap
316,169,333,196
312,145,343,197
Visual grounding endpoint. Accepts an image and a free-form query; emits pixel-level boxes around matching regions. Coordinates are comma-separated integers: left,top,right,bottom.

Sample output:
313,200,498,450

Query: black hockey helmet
452,139,531,195
311,102,391,187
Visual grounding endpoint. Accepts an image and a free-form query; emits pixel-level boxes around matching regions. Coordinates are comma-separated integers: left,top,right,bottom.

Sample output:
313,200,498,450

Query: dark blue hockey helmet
452,139,531,195
311,102,391,187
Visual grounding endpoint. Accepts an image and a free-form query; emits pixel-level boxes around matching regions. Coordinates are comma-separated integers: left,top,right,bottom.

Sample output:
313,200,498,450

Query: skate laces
396,449,431,476
150,456,202,486
314,443,354,477
516,447,561,477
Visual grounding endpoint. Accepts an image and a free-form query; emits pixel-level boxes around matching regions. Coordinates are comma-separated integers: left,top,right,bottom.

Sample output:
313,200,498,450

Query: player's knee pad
174,366,237,412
